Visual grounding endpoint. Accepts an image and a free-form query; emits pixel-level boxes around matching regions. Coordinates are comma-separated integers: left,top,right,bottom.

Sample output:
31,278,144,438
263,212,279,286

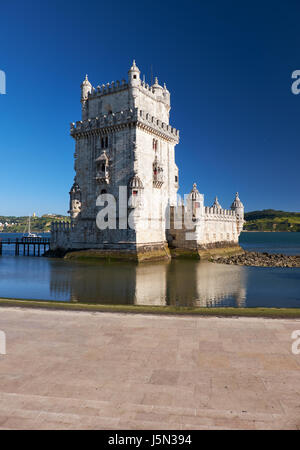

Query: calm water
0,232,299,308
240,231,300,255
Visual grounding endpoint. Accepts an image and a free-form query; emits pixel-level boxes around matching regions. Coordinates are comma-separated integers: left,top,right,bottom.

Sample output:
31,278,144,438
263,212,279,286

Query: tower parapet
70,108,179,142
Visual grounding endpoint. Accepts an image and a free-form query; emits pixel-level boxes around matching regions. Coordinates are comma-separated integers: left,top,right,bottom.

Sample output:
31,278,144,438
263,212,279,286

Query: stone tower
54,61,180,259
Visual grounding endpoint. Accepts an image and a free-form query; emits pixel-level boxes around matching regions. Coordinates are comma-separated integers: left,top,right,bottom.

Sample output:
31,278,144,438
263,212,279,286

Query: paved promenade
0,307,299,430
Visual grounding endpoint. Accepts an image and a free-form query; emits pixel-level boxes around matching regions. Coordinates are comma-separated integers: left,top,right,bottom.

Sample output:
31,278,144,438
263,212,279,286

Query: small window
175,176,178,182
133,75,137,79
101,163,105,172
105,136,108,148
100,189,107,195
101,138,104,148
132,190,138,196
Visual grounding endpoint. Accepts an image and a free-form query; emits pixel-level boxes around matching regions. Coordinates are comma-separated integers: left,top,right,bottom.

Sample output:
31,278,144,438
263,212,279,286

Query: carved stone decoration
153,155,164,188
95,150,110,184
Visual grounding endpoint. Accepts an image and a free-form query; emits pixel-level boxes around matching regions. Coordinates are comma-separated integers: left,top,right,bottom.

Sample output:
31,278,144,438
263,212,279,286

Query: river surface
0,232,299,308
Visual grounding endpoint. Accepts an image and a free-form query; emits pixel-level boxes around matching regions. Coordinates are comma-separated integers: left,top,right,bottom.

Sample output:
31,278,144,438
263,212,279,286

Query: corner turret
68,180,82,220
81,74,92,100
81,75,92,120
188,183,204,222
152,77,163,95
128,60,140,87
231,192,244,234
212,196,222,209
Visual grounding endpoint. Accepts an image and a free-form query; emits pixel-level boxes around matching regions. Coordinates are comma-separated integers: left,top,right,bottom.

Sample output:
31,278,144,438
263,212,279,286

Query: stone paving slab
0,307,299,429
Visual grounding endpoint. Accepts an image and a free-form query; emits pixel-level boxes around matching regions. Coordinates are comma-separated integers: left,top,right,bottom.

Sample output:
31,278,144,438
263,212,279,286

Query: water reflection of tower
50,260,168,305
49,259,247,307
133,262,169,306
166,261,247,308
193,262,247,307
50,261,136,304
50,263,72,300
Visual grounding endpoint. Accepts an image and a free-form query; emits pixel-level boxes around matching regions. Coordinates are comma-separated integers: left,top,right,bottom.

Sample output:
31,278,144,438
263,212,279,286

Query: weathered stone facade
51,61,244,259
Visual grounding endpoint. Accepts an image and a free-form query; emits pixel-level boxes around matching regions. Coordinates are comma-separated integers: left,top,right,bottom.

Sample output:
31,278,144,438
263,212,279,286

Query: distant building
51,61,244,260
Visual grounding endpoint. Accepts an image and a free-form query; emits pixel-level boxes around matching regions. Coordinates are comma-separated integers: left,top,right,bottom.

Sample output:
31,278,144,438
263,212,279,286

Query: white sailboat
23,216,41,238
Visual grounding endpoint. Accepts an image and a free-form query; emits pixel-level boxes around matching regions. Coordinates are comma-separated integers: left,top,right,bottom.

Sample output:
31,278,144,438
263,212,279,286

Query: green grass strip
0,297,300,318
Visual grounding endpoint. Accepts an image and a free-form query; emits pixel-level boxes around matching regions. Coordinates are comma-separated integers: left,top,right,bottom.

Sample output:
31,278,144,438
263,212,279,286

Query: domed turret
231,192,244,216
129,173,144,190
231,192,244,235
212,196,222,209
188,183,204,222
152,76,163,96
68,180,82,219
81,74,92,100
128,60,140,86
128,173,143,209
190,183,201,201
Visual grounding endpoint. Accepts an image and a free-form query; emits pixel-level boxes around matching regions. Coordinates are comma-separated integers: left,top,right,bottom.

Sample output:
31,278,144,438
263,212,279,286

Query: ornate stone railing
51,222,74,232
204,207,236,217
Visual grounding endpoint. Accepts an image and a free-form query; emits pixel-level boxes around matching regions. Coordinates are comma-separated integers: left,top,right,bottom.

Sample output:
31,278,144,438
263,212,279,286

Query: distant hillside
244,210,300,232
0,215,70,233
1,210,299,233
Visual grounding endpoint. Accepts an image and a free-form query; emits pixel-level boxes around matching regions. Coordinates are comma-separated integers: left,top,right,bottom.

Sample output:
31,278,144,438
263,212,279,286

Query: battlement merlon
70,107,180,143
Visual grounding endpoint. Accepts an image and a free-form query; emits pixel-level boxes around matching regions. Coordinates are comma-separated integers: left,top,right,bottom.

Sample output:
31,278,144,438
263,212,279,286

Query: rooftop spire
129,59,140,72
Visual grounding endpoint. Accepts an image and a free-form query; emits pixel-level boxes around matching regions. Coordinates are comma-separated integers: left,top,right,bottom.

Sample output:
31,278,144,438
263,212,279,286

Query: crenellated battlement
88,79,129,98
70,107,179,141
86,76,170,106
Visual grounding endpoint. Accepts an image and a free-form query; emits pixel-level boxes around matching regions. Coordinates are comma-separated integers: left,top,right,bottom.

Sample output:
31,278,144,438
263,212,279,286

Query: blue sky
0,0,299,216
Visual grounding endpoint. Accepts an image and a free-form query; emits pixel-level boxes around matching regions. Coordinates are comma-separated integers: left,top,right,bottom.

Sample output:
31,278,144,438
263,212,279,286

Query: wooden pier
0,237,50,256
